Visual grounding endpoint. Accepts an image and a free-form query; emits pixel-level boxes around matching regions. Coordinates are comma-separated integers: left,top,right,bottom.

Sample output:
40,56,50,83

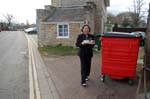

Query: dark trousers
80,56,92,84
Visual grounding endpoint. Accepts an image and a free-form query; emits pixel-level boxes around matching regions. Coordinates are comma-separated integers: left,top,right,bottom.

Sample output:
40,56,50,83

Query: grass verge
38,45,78,56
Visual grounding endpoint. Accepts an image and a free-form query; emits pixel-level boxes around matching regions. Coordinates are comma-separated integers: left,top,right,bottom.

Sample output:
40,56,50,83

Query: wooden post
146,3,150,81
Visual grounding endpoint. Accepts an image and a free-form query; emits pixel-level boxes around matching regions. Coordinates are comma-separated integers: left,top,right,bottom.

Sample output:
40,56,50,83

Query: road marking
29,35,38,48
20,51,27,55
28,40,35,99
25,34,41,99
31,46,41,99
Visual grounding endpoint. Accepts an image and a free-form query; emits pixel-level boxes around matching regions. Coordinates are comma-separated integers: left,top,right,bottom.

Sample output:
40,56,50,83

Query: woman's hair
81,24,91,32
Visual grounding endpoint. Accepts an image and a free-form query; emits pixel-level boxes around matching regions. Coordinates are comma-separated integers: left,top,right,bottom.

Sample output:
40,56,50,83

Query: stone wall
60,0,90,7
36,9,51,47
36,5,56,47
38,23,82,47
84,2,96,34
94,0,107,34
36,3,96,47
37,0,109,46
51,0,60,7
51,0,108,34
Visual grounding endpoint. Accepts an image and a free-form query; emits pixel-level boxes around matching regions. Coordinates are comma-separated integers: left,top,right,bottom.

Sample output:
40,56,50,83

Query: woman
76,25,95,87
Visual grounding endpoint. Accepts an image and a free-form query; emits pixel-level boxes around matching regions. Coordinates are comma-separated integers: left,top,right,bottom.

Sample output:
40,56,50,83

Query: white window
57,24,69,38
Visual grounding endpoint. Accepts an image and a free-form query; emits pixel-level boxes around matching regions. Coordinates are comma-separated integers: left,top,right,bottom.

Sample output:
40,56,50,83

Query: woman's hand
81,41,85,45
90,40,95,45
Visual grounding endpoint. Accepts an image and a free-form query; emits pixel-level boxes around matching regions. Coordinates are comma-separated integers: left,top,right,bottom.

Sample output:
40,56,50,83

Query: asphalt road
0,31,29,99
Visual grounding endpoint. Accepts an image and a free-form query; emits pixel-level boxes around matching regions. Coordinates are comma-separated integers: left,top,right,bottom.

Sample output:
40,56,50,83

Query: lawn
38,45,78,56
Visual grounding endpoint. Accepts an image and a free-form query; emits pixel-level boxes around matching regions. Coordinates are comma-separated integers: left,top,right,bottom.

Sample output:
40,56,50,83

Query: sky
0,0,51,24
107,0,149,15
0,0,149,24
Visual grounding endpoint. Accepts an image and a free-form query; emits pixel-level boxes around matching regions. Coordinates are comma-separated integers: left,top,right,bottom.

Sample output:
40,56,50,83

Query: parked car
24,27,37,34
131,31,145,46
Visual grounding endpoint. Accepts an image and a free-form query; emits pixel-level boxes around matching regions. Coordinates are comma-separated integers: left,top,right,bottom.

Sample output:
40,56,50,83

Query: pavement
42,53,139,99
26,33,60,99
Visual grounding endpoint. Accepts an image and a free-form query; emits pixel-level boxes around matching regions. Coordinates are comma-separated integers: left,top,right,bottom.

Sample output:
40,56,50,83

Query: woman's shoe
82,83,87,87
85,76,89,81
85,78,89,81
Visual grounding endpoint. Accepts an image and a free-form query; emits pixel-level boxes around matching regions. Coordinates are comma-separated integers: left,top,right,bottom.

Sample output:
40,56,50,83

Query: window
57,24,69,38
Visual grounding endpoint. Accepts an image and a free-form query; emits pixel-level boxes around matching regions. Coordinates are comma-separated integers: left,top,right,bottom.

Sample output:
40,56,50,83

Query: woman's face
82,26,90,35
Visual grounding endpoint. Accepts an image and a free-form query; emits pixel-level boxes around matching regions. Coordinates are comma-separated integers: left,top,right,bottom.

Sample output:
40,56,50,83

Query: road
0,31,59,99
0,31,29,99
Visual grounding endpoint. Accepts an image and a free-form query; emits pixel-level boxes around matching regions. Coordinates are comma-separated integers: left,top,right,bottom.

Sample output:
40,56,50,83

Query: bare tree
130,0,147,27
107,13,117,24
3,13,14,27
116,12,134,27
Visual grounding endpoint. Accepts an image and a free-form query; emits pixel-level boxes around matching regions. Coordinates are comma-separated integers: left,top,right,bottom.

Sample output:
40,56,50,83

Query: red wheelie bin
100,32,141,85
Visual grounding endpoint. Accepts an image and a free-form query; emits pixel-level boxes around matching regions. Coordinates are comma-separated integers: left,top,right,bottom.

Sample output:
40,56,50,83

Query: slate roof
44,6,86,22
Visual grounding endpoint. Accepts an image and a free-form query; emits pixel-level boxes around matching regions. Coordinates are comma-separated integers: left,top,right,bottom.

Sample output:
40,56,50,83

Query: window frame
57,23,70,39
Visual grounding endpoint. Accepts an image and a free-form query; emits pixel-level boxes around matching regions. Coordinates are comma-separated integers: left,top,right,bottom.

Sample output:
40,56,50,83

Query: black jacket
76,34,95,57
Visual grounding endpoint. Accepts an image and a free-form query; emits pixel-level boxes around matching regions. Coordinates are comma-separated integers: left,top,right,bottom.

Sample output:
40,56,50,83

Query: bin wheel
101,75,105,82
128,79,134,85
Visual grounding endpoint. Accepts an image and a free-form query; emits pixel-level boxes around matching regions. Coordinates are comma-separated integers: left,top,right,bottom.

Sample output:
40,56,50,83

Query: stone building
36,0,110,47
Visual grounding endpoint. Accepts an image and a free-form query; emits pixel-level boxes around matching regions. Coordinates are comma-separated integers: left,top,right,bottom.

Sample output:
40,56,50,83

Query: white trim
59,0,61,7
57,23,70,39
56,36,70,39
41,21,84,24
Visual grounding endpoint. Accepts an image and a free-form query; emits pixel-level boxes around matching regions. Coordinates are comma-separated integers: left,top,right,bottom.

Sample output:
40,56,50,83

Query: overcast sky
107,0,149,15
0,0,149,24
0,0,51,24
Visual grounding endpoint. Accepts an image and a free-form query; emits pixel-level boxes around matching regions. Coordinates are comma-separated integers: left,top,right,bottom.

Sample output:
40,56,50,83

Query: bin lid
102,32,141,38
